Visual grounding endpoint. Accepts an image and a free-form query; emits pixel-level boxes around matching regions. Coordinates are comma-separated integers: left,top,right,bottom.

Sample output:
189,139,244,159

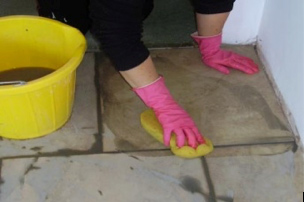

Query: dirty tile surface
97,47,295,154
0,53,101,158
202,150,304,202
1,150,302,202
0,154,209,202
1,1,302,201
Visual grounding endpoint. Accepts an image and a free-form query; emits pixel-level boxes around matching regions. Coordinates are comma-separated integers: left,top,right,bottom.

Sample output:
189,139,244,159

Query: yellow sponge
140,109,214,158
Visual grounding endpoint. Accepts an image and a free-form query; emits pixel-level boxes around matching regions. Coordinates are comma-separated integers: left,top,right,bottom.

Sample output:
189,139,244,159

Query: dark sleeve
36,0,91,34
193,0,236,14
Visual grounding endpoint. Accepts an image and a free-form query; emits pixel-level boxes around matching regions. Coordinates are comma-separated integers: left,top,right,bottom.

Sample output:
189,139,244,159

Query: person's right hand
134,76,205,148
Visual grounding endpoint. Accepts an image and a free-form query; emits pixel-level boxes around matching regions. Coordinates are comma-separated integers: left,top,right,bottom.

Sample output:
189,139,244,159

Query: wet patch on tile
97,47,295,155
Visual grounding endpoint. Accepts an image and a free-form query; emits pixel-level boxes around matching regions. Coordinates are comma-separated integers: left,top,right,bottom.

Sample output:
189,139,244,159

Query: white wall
258,0,304,144
223,0,265,44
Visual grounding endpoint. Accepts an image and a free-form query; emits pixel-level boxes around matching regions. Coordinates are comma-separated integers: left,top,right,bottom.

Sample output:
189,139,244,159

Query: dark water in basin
0,67,54,82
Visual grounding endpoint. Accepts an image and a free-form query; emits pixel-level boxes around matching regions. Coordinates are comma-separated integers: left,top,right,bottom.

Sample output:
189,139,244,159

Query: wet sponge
140,109,214,158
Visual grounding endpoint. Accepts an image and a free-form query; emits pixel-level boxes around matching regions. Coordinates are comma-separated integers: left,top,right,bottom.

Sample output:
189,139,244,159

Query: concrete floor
1,49,302,202
0,0,303,201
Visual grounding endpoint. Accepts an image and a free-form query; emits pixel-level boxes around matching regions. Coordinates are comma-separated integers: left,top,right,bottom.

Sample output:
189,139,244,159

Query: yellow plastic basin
0,16,87,139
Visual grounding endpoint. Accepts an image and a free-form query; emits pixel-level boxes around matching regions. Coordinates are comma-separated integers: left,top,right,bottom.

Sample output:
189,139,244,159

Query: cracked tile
0,154,209,202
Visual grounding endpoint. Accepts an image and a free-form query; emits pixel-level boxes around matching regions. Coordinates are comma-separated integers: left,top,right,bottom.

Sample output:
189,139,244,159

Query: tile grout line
200,157,217,202
200,158,235,202
214,139,296,148
0,140,296,160
0,159,3,189
94,52,104,152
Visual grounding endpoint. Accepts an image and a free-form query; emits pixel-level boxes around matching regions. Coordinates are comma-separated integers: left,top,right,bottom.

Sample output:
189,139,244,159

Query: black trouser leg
90,0,154,71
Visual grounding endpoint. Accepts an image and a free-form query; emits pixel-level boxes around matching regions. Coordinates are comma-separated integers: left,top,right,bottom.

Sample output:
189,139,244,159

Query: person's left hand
191,32,259,75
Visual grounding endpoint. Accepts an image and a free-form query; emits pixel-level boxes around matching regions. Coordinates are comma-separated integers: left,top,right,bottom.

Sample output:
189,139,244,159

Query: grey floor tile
0,0,37,16
97,47,295,155
0,154,209,202
143,0,196,48
202,150,303,202
0,53,101,158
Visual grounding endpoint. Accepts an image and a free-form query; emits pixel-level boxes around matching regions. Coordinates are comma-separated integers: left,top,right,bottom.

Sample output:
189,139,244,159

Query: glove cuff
191,31,222,57
190,31,222,39
133,76,162,90
133,76,175,109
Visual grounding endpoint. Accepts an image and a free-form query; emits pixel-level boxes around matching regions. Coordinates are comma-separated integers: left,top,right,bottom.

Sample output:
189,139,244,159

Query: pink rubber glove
133,76,205,148
191,32,259,75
